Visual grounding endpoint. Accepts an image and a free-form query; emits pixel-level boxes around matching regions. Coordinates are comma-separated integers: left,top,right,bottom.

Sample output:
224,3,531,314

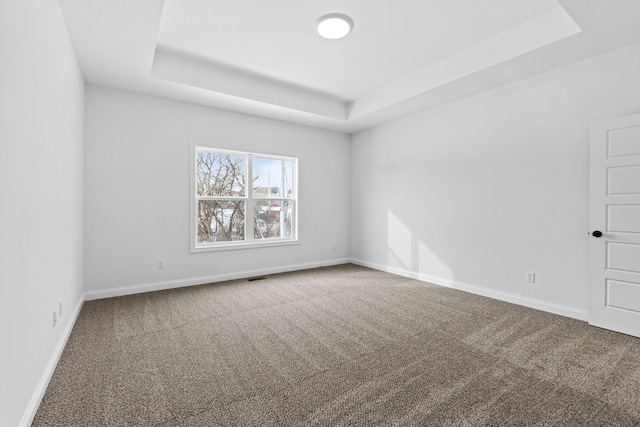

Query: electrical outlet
157,260,165,269
53,309,58,327
333,245,337,252
59,300,63,317
526,271,535,283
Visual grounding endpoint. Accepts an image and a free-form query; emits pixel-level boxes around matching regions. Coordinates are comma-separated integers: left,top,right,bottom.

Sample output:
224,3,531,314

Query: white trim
350,258,589,322
19,295,84,427
85,258,351,300
191,238,301,253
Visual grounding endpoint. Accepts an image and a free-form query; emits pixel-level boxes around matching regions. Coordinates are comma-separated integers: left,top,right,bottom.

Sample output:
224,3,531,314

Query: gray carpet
33,264,640,426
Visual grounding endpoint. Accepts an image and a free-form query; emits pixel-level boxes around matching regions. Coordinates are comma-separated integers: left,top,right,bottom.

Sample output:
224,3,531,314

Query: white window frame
190,143,299,252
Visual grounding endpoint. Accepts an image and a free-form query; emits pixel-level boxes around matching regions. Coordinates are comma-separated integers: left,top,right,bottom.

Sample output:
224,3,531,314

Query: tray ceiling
58,0,640,133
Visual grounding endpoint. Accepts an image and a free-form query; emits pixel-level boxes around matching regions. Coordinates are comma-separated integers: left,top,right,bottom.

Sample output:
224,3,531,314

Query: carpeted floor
33,264,640,426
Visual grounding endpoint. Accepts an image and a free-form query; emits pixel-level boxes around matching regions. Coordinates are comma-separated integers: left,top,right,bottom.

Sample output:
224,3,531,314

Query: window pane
253,157,293,199
196,151,246,197
197,200,245,243
254,200,292,239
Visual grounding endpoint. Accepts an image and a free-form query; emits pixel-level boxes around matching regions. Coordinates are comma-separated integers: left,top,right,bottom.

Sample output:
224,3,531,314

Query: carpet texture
33,264,640,426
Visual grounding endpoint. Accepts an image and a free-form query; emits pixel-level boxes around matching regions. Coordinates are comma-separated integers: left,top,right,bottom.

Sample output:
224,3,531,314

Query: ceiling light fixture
316,13,353,40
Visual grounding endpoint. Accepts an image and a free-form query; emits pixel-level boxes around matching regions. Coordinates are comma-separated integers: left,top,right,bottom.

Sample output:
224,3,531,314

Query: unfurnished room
2,0,640,426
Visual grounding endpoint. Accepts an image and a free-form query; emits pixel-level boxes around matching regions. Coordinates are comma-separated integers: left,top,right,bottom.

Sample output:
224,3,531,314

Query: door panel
607,165,640,195
590,113,640,338
607,242,640,273
608,125,640,157
606,280,640,313
608,205,640,233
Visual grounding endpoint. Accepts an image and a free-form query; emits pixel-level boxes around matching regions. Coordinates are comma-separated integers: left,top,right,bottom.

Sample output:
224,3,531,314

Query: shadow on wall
387,210,454,282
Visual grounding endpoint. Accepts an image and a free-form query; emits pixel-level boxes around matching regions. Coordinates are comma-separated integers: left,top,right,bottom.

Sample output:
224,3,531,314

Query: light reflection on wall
388,210,454,281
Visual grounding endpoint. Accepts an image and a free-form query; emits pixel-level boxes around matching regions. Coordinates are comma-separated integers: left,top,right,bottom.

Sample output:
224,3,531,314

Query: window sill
191,238,300,253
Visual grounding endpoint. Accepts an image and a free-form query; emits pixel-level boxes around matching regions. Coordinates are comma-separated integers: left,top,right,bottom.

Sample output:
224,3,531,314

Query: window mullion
196,197,246,201
246,154,254,243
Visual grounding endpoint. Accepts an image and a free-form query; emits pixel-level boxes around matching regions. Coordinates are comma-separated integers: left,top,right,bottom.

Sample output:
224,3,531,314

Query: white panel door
590,113,640,338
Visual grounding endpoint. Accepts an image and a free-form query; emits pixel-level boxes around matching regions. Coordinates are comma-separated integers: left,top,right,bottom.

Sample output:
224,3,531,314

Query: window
191,145,298,251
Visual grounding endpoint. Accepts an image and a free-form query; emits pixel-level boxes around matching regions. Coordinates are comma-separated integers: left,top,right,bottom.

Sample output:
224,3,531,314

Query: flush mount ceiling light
316,13,353,40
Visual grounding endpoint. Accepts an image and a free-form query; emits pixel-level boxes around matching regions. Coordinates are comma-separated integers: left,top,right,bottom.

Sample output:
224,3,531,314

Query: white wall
0,0,85,426
351,42,640,317
84,85,350,296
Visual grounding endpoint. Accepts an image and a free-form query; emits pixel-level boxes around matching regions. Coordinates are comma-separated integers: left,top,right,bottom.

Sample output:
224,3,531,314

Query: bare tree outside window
196,152,246,243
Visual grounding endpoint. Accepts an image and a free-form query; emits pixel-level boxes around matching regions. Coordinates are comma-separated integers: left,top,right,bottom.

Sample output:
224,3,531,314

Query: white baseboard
84,258,352,300
350,258,589,322
19,295,84,427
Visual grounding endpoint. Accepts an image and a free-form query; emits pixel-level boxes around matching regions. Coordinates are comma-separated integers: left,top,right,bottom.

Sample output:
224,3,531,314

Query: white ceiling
58,0,640,133
157,0,560,101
